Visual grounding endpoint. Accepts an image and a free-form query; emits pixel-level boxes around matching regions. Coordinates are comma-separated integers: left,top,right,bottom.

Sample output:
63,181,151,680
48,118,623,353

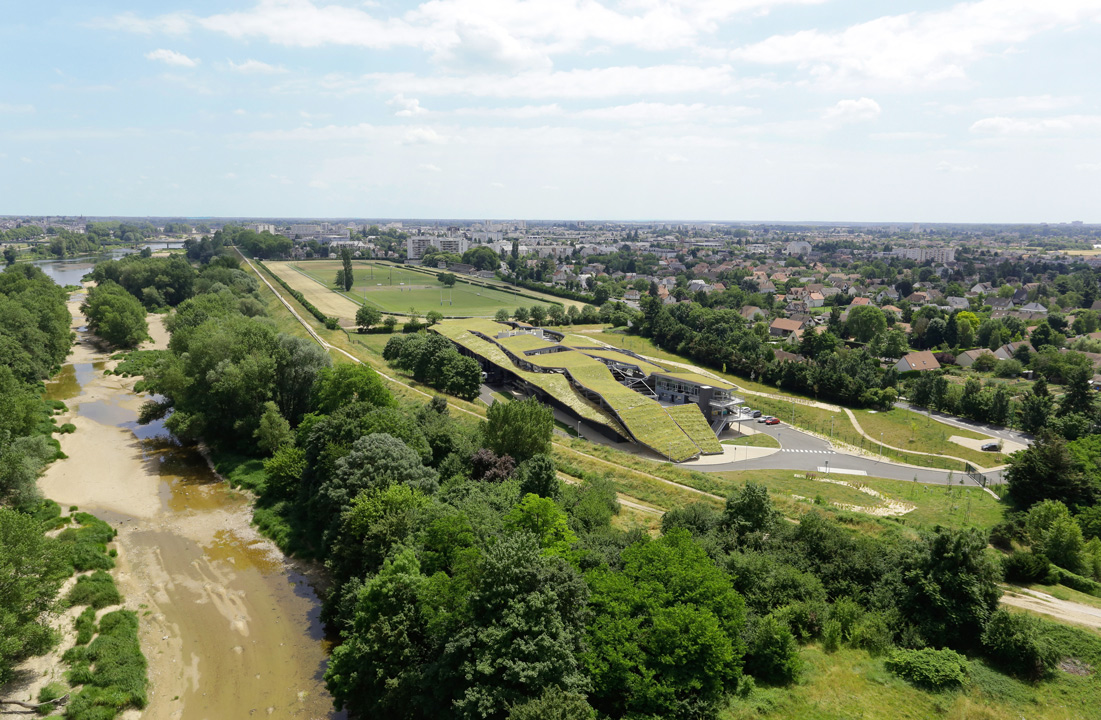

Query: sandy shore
5,292,339,719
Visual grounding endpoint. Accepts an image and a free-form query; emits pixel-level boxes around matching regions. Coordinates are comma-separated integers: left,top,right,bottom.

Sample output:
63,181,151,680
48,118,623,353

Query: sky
1,0,1099,222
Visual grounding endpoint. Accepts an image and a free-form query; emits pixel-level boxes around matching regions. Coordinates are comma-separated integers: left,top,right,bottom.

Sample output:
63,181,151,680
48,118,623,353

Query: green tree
254,401,293,455
530,305,548,326
341,246,354,291
356,305,382,332
484,397,553,463
426,310,443,325
507,686,595,720
846,305,887,343
899,527,1002,649
722,482,780,545
1006,431,1098,509
518,454,559,500
334,269,346,289
81,281,148,348
438,272,457,288
0,507,70,684
1018,377,1054,434
325,548,436,719
504,494,577,558
447,533,591,720
585,530,746,719
494,308,509,322
1060,365,1097,419
2,246,15,266
313,363,394,414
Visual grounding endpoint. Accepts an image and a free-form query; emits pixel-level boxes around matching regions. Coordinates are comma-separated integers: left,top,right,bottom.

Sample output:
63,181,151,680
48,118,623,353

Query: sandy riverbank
5,291,340,719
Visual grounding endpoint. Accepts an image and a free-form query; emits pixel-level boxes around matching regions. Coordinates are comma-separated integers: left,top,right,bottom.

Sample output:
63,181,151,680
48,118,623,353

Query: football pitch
279,260,557,317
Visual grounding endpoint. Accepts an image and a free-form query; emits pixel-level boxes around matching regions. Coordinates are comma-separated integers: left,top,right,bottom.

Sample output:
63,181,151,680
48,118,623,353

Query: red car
765,418,781,425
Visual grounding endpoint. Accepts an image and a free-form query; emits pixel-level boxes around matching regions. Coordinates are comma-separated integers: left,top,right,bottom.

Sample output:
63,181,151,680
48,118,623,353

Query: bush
67,570,121,609
981,609,1060,679
1002,551,1051,584
774,599,828,642
994,359,1022,378
64,610,148,718
828,598,865,642
822,619,842,653
885,647,968,690
744,614,802,685
851,611,895,656
74,606,98,645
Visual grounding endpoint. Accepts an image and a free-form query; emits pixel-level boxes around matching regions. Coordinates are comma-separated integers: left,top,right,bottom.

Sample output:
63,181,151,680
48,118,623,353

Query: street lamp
825,459,830,475
576,420,582,439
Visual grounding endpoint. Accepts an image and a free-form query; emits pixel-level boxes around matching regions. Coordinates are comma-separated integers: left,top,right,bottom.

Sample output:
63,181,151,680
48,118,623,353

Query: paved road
894,401,1033,447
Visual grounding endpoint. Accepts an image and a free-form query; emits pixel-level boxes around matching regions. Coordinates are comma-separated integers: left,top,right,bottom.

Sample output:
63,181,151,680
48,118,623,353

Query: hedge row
254,259,339,329
503,274,596,304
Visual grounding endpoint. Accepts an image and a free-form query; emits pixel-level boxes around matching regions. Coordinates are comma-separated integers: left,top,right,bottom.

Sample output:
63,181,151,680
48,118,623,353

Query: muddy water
38,291,343,720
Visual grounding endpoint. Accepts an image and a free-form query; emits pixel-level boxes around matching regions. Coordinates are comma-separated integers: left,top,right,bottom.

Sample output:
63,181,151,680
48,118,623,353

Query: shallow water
37,296,343,719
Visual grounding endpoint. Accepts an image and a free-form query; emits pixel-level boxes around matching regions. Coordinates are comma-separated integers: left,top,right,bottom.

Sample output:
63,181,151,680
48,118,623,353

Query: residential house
994,341,1033,361
807,291,825,308
989,297,1013,311
956,349,995,368
906,291,929,305
946,297,970,311
740,306,765,322
850,297,871,307
769,317,807,340
895,351,941,373
1019,302,1048,314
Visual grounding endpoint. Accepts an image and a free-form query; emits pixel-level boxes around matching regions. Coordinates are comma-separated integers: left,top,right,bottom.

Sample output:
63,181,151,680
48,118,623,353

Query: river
26,260,343,719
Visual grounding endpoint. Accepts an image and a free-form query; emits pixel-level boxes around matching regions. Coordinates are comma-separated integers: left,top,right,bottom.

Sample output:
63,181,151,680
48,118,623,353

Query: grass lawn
853,407,1007,467
723,433,781,449
711,469,1005,530
264,260,363,320
290,260,557,317
723,641,1101,720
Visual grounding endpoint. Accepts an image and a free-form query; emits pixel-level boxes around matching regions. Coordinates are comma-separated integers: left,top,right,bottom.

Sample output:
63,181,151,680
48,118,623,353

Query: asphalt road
894,401,1033,447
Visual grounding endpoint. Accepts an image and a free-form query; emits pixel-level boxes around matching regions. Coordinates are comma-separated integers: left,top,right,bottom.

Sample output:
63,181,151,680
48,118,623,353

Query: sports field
280,260,557,317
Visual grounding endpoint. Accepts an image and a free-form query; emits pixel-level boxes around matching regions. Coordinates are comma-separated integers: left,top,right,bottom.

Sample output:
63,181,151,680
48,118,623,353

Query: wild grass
74,607,97,646
63,610,147,719
66,570,121,610
57,512,118,573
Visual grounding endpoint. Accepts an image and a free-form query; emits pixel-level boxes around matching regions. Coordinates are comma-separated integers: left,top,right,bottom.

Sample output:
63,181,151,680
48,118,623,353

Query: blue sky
1,0,1099,222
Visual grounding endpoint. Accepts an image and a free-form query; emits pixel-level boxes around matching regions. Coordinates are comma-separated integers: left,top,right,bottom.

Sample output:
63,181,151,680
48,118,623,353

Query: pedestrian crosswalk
781,449,836,454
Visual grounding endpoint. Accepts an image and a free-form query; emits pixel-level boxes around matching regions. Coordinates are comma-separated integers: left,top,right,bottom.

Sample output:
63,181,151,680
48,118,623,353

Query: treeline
382,332,482,400
0,264,72,509
638,296,896,408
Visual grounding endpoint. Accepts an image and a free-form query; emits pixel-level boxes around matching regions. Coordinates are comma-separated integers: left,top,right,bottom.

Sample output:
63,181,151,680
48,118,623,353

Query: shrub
64,610,148,718
981,609,1060,679
822,619,842,653
1002,551,1051,584
885,647,968,690
74,606,98,645
851,611,895,656
744,614,802,685
67,570,121,609
58,423,76,434
828,598,865,642
774,599,828,642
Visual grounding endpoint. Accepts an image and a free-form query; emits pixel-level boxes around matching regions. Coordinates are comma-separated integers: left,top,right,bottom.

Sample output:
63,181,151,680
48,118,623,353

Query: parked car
750,410,762,418
981,441,1000,451
757,415,772,423
765,417,781,425
741,407,753,415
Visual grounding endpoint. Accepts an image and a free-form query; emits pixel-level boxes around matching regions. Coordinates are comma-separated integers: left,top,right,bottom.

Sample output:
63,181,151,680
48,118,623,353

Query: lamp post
825,459,830,475
576,420,582,439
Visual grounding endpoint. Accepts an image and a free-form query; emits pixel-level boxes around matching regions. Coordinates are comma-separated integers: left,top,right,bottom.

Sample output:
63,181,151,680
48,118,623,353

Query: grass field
853,407,1007,467
724,433,781,449
265,260,363,321
286,260,557,317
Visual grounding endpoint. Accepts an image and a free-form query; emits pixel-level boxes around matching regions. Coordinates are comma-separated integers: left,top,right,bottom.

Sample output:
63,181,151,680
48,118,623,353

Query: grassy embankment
723,622,1101,720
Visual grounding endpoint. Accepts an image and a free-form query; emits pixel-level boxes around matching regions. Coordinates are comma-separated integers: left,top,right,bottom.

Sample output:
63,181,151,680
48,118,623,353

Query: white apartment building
892,247,956,263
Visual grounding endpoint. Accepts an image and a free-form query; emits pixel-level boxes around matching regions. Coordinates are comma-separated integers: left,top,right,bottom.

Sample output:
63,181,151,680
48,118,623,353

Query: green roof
651,370,736,391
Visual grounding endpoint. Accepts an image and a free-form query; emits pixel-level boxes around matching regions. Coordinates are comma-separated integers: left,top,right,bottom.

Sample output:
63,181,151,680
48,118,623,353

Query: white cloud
145,48,199,67
734,0,1101,89
401,127,446,145
450,104,563,119
233,108,247,115
367,65,749,99
871,131,945,141
228,58,286,74
109,0,827,60
822,97,881,123
574,102,757,125
1075,163,1101,171
938,161,978,173
665,153,689,163
0,103,34,114
387,93,427,117
970,115,1101,136
419,163,442,172
941,95,1083,115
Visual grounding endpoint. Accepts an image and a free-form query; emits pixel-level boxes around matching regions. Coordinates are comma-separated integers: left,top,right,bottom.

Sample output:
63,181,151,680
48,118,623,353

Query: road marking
781,449,836,454
817,467,867,476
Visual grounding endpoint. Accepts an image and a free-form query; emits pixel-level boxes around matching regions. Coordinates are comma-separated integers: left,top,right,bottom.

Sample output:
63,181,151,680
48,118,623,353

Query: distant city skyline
2,1,1099,222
